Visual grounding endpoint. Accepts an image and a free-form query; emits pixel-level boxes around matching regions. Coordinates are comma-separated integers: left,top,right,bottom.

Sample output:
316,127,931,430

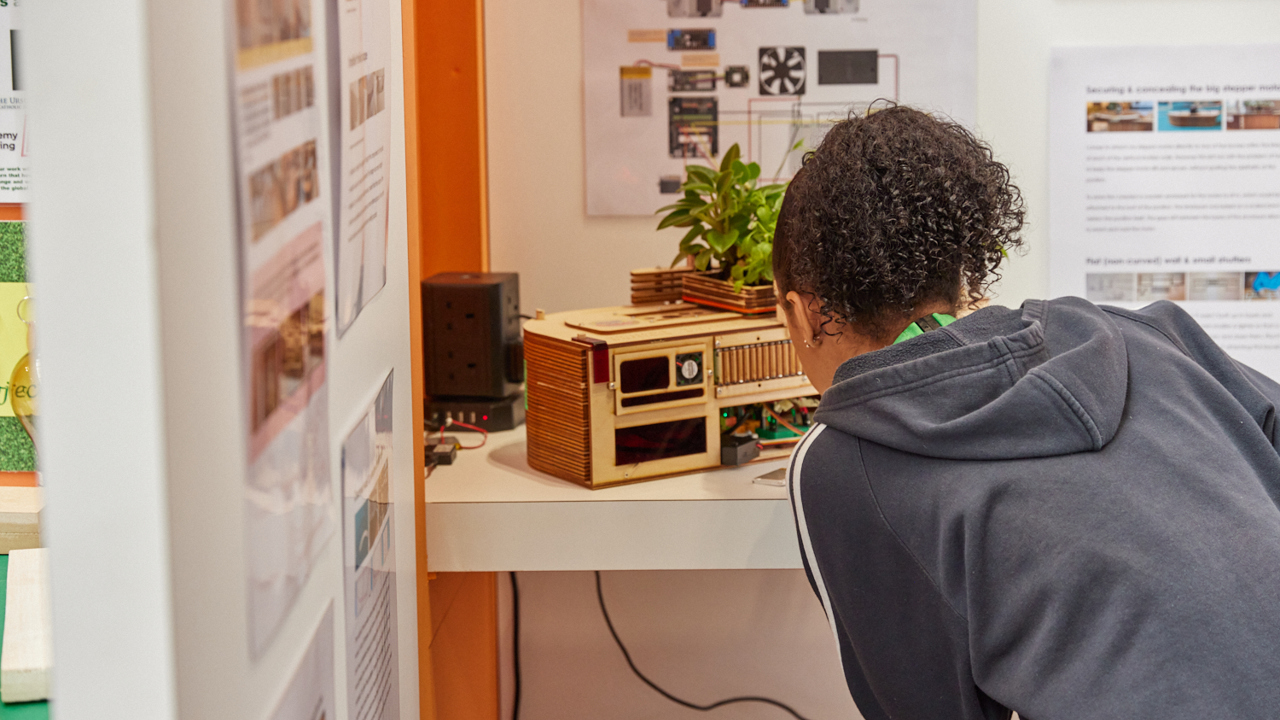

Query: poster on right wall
1049,44,1280,380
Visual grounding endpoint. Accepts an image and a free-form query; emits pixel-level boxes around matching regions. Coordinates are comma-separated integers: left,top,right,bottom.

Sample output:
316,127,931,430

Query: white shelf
423,426,803,571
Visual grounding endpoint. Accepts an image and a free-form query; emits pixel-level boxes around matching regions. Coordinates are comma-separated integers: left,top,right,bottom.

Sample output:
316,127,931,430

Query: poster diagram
341,372,399,720
583,0,976,216
229,0,337,657
269,605,336,720
332,0,391,336
1050,44,1280,380
0,2,27,202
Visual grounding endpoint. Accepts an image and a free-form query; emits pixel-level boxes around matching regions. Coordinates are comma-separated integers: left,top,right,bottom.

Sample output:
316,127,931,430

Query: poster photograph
230,0,338,657
340,371,400,720
1050,44,1280,380
332,0,392,335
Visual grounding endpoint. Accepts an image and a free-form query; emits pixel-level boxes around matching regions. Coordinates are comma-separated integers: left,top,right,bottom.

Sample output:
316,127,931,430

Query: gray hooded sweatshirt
787,297,1280,720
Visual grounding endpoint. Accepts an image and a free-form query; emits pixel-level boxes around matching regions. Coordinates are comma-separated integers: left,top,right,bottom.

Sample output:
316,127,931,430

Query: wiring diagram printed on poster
228,0,337,658
1049,45,1280,381
332,0,391,336
583,0,976,216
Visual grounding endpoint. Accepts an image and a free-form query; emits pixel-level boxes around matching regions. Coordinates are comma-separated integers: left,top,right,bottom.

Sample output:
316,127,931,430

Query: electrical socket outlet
422,273,521,398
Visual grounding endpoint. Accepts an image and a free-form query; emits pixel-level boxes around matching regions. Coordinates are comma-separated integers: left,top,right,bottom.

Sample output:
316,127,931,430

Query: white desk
424,427,804,571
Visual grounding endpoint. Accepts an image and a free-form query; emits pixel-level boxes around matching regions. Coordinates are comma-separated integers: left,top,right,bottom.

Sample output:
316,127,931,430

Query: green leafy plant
656,143,789,292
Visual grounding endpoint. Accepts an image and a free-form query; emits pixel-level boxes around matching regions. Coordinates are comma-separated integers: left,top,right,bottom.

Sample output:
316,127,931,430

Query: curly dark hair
774,104,1025,340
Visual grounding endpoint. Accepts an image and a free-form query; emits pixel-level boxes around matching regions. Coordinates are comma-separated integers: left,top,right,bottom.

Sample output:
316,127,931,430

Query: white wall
28,0,421,718
484,1,1280,717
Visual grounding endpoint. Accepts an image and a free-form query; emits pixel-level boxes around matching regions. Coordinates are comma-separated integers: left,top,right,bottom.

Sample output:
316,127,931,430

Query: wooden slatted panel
631,267,696,305
524,332,592,483
714,341,802,386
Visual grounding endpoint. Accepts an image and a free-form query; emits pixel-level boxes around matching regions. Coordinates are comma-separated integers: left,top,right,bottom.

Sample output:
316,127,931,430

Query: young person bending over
775,105,1280,720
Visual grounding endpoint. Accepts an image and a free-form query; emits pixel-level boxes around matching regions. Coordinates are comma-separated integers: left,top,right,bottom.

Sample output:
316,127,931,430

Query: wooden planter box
630,267,697,305
681,273,776,314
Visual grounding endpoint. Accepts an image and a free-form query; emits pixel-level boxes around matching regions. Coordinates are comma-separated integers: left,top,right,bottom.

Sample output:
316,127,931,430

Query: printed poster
0,222,33,471
340,371,400,720
583,0,977,215
0,2,26,202
1050,45,1280,380
332,0,391,335
270,604,336,720
229,0,337,657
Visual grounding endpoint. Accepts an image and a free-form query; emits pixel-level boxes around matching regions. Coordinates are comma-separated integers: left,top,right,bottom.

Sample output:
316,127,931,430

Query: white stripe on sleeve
789,423,842,663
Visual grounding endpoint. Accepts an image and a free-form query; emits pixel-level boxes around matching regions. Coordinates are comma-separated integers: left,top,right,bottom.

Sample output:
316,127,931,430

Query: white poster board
1049,45,1280,380
228,0,338,657
340,372,400,720
0,2,26,201
270,605,337,720
582,0,976,216
332,0,391,336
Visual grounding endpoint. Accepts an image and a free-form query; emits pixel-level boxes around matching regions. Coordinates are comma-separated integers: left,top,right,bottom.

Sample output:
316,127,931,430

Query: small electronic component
667,0,723,17
675,352,704,386
804,0,858,13
817,50,878,85
669,96,718,159
619,66,653,116
668,69,717,92
741,0,788,6
724,65,750,88
429,443,458,466
667,28,716,51
759,46,806,96
720,433,760,466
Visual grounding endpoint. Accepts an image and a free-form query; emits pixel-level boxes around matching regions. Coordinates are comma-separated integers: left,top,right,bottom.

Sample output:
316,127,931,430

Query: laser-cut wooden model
524,303,817,489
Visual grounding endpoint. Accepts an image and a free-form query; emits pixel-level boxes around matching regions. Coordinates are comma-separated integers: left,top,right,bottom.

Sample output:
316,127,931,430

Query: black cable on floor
593,571,814,720
511,571,522,720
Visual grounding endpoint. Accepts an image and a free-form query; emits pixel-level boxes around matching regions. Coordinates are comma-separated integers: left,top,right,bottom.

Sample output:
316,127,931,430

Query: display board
269,605,336,720
228,0,338,658
582,0,976,216
1050,44,1280,380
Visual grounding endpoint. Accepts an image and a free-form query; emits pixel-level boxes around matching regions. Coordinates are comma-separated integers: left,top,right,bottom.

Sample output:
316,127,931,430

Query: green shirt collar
893,313,956,345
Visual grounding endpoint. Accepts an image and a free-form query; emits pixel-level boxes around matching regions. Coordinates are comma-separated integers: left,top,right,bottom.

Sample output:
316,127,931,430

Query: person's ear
784,290,824,347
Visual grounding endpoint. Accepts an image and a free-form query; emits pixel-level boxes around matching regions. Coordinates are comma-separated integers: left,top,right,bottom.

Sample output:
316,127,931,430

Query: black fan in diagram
758,47,806,96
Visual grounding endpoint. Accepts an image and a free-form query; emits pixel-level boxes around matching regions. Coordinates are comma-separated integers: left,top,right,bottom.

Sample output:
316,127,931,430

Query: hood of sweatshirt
813,298,1129,460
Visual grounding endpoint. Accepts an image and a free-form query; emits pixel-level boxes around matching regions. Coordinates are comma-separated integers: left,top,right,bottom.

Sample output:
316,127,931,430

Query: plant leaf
656,209,691,229
720,143,741,173
686,165,716,185
695,248,712,271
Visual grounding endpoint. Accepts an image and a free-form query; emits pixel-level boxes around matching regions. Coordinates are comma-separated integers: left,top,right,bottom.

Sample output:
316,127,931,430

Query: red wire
447,419,488,450
763,406,805,436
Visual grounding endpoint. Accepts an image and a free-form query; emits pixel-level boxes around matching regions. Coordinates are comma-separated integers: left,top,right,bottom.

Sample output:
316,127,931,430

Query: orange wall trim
407,1,500,719
430,573,500,720
402,0,438,717
414,0,490,279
